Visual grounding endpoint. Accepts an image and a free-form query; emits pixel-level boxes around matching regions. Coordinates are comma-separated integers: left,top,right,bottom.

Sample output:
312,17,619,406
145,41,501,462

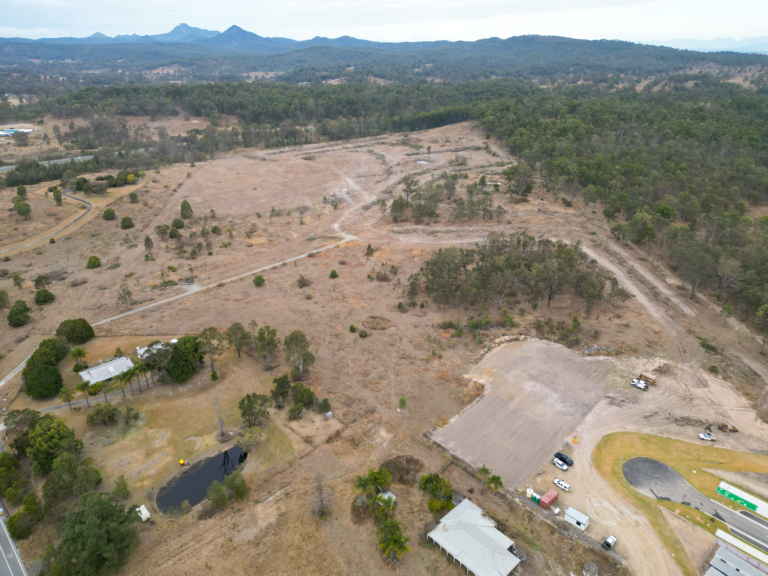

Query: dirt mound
362,316,392,330
381,455,424,486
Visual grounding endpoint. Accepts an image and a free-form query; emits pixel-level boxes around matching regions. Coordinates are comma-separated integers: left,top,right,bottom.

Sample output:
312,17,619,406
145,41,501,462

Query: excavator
440,138,447,147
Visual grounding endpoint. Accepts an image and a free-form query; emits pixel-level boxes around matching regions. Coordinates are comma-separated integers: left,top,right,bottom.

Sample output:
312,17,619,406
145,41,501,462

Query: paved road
623,457,768,552
0,515,27,576
0,189,92,256
0,155,94,172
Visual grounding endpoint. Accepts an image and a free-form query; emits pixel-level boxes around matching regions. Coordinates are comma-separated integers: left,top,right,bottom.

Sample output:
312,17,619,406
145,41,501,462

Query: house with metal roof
705,547,763,576
78,357,133,385
428,499,521,576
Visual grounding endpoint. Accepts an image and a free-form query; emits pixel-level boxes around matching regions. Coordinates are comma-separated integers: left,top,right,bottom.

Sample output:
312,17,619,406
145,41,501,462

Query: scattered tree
199,326,228,371
257,325,280,366
224,322,252,357
8,300,30,327
103,208,116,221
239,394,270,427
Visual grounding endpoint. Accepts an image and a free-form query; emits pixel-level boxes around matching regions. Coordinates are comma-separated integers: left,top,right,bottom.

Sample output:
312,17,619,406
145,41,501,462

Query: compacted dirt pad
432,340,613,489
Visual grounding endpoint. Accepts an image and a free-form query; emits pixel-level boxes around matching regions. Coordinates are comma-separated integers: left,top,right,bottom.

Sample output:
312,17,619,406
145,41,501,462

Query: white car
552,458,569,471
699,433,717,441
554,478,570,492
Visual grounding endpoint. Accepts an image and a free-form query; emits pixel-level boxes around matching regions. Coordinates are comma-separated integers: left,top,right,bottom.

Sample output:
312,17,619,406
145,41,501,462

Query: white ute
631,378,648,390
699,432,717,441
552,458,568,471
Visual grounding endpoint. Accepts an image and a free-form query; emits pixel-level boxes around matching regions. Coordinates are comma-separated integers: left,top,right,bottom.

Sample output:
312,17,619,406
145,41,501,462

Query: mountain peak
88,32,110,39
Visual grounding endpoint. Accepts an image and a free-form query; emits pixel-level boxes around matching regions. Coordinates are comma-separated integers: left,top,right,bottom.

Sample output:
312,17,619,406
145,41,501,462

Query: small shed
377,491,397,506
583,561,598,576
539,490,558,509
136,505,151,522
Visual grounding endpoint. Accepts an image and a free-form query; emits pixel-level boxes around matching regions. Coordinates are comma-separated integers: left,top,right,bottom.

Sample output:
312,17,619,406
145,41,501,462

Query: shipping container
539,490,558,509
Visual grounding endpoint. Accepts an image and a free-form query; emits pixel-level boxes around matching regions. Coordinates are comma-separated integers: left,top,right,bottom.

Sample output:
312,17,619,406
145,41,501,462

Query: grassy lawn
592,432,768,576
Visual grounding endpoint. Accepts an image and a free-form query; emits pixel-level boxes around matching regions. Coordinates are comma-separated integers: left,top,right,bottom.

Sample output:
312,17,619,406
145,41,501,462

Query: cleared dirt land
4,121,768,576
432,340,613,489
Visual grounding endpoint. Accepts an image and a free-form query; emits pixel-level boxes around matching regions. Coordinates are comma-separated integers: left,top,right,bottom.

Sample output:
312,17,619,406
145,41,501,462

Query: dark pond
156,445,246,512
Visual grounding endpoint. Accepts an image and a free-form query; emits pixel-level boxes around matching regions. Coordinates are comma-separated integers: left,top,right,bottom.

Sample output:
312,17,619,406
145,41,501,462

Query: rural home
78,357,134,386
427,499,521,576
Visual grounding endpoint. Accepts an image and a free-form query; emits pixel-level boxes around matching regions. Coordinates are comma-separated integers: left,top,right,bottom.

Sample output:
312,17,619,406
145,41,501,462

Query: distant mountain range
651,37,768,54
3,23,450,53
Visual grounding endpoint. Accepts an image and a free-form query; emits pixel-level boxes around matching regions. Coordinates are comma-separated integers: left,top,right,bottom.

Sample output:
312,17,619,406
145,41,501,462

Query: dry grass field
2,121,768,576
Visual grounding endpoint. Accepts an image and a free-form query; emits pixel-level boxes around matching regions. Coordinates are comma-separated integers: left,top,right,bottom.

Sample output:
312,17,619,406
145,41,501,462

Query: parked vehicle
699,432,717,441
631,378,648,390
602,535,617,550
554,478,570,492
552,458,568,471
554,452,574,467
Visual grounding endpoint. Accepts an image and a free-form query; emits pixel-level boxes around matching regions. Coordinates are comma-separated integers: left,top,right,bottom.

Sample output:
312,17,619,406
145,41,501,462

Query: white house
78,357,134,385
428,499,520,576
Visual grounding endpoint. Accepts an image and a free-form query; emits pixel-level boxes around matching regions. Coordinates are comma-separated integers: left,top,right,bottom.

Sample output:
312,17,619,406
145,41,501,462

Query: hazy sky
2,0,767,42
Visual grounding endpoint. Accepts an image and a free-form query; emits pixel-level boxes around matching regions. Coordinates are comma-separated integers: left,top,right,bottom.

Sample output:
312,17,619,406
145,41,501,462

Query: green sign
717,487,758,512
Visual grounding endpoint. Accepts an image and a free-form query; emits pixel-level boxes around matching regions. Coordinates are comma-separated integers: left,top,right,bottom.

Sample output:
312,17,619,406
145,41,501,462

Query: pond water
156,445,246,512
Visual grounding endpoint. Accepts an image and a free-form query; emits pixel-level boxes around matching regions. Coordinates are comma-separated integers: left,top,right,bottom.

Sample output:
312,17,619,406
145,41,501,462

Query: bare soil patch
431,340,613,490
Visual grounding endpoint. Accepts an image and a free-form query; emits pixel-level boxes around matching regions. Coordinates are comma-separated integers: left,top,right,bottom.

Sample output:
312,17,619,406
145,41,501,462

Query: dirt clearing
431,339,613,489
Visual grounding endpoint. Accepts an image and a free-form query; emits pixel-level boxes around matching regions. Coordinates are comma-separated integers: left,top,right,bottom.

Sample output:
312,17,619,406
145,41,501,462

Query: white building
564,507,590,532
78,357,134,385
428,499,520,576
136,342,164,359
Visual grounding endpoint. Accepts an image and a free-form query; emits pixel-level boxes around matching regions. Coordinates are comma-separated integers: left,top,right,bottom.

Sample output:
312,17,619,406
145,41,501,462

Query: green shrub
7,300,30,327
7,512,33,539
253,275,265,287
207,481,228,508
129,192,138,203
359,329,368,338
55,318,95,344
211,371,218,381
102,208,116,221
349,324,356,333
172,218,184,229
297,275,310,288
86,404,120,426
49,238,56,244
290,366,302,382
329,270,338,279
73,363,84,372
169,228,181,240
26,365,63,399
34,289,55,305
120,216,134,229
86,255,101,269
211,225,221,234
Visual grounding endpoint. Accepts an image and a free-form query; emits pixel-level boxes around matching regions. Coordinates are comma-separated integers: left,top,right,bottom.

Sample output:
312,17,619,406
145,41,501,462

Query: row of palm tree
58,359,158,410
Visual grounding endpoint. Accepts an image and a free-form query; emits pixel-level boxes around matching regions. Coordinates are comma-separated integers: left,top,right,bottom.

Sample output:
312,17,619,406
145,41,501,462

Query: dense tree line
413,232,630,315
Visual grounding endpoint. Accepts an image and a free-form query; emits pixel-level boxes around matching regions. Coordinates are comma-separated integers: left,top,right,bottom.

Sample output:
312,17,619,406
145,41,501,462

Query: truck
563,507,590,531
539,490,558,510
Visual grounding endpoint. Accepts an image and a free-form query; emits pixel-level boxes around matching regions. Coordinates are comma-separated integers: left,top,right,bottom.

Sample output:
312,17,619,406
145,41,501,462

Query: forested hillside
2,34,766,95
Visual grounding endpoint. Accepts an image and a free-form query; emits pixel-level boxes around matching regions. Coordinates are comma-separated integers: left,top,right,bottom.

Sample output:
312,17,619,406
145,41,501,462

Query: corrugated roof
79,357,133,385
707,548,763,576
428,499,520,576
